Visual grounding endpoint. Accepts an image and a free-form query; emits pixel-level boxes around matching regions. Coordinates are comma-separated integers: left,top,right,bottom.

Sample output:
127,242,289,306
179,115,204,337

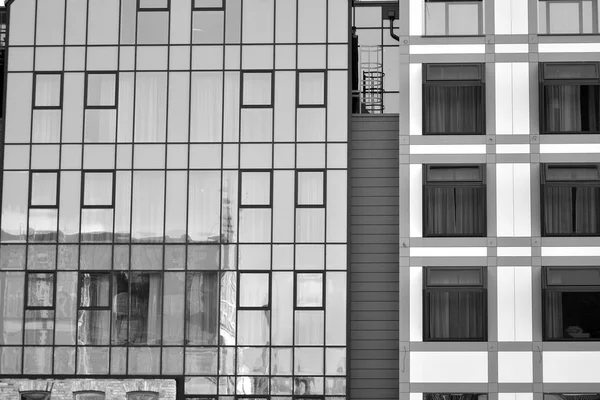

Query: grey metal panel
350,115,400,400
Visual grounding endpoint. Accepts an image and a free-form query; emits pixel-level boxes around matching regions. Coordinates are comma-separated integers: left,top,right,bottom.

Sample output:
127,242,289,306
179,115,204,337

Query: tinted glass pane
35,74,61,107
428,269,482,285
24,310,54,344
27,273,54,307
424,186,486,236
139,0,168,7
543,185,600,235
137,11,169,44
547,268,600,286
427,166,481,181
543,85,600,133
545,291,600,339
546,166,600,181
195,0,223,7
31,173,58,206
192,11,224,43
427,64,481,80
427,290,485,339
549,2,580,34
424,85,483,133
84,173,113,206
129,272,163,344
87,74,116,107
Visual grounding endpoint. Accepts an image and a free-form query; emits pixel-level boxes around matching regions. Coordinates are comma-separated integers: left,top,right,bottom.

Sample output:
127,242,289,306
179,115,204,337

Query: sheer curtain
131,172,165,242
545,291,564,339
135,72,167,142
425,85,481,134
428,290,483,339
425,186,484,236
544,186,599,234
190,72,223,142
186,272,219,345
545,85,599,132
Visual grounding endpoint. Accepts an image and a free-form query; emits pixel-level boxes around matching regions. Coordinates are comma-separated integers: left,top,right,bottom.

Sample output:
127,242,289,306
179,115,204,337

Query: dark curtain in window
426,394,486,400
543,186,599,235
544,85,599,132
425,186,485,236
544,291,564,339
427,290,484,340
424,85,482,134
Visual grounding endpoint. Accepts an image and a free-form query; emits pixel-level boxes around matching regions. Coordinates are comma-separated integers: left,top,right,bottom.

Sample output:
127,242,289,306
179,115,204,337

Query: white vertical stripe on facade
409,0,423,36
411,393,423,400
514,267,533,341
497,267,516,341
543,352,600,382
511,0,529,34
513,164,531,236
498,352,533,382
512,63,530,135
495,63,513,135
409,164,423,237
410,266,423,342
496,164,531,237
410,352,488,382
409,63,422,136
494,0,512,34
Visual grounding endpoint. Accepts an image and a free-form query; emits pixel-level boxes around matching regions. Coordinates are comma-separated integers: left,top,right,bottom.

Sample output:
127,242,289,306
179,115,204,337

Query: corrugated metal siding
349,115,399,400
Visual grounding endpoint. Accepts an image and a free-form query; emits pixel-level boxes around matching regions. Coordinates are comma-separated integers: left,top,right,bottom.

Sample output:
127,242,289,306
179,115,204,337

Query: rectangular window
239,170,272,207
78,272,111,345
82,171,115,208
296,170,326,207
85,73,118,108
424,0,483,36
241,71,274,107
238,272,271,309
541,164,600,236
295,272,324,309
423,63,485,135
423,164,486,237
193,0,223,9
21,393,52,400
544,267,600,340
74,393,106,400
424,267,487,341
34,73,62,108
137,0,169,10
539,0,599,34
27,272,55,308
186,271,219,345
25,272,55,345
29,171,59,208
540,62,600,134
298,71,326,107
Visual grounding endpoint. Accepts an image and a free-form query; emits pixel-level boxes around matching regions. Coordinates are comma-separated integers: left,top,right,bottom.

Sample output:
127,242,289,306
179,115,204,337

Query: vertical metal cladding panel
349,115,400,400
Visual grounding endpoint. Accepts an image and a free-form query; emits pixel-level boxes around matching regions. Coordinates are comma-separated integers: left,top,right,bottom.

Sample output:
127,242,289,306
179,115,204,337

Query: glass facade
1,0,348,398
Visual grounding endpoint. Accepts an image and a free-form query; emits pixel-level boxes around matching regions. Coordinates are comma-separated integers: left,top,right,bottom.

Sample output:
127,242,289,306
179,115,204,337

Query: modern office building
2,0,600,400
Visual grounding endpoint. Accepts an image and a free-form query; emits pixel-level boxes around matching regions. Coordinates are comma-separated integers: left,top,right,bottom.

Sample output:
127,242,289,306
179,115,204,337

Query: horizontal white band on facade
496,247,532,257
409,144,486,154
539,43,600,53
410,247,487,257
542,247,600,257
496,144,531,154
494,44,529,53
410,351,488,382
543,352,600,382
409,44,486,55
540,143,600,153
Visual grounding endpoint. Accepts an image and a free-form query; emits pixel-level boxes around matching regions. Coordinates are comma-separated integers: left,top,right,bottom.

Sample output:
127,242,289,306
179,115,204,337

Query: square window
83,172,115,208
79,273,111,308
541,164,600,236
424,0,483,36
242,72,273,107
30,172,59,207
423,164,486,237
86,73,117,108
137,11,169,44
240,171,272,207
424,267,487,341
298,71,326,106
193,0,223,9
34,73,62,108
295,272,324,308
296,170,325,207
544,267,600,340
423,63,485,135
238,272,270,309
540,62,600,134
26,272,55,308
539,0,598,34
138,0,169,10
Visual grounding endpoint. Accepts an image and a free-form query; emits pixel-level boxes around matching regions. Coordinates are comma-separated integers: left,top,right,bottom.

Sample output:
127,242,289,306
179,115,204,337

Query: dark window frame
296,169,327,208
422,63,486,135
423,267,488,342
20,392,52,400
542,266,600,341
240,70,275,108
78,271,112,310
32,72,64,110
81,170,116,209
540,163,600,236
73,391,106,400
539,0,600,35
29,170,60,209
237,270,272,310
192,0,224,10
239,169,273,208
422,164,487,237
25,271,56,310
297,70,327,108
137,0,170,11
84,72,119,109
539,62,600,134
294,270,326,310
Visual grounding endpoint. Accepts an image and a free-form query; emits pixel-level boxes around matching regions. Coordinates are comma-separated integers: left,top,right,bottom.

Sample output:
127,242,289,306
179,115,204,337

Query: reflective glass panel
31,173,58,207
186,272,219,345
24,310,54,344
243,72,273,106
195,0,223,7
77,310,110,345
297,171,324,206
241,172,271,206
35,74,61,107
84,173,114,207
298,72,325,105
193,11,225,43
27,273,54,307
129,272,163,344
296,273,323,307
139,0,168,8
137,11,169,44
549,2,580,33
87,73,117,107
79,273,110,307
239,272,270,308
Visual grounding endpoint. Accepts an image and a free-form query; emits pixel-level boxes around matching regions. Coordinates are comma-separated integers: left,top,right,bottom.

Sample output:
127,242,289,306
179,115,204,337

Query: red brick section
0,379,177,399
